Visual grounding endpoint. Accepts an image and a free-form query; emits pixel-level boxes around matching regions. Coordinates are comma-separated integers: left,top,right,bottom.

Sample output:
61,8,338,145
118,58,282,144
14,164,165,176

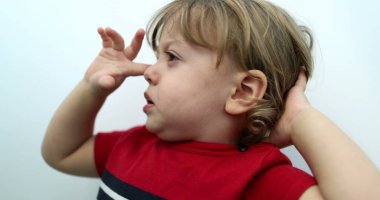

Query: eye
166,51,179,62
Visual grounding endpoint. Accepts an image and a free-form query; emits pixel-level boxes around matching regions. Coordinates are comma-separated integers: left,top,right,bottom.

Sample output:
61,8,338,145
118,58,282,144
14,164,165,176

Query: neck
195,114,246,145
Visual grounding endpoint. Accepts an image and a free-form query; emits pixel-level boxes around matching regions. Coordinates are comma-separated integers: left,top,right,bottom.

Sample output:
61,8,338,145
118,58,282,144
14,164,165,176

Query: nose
144,64,159,85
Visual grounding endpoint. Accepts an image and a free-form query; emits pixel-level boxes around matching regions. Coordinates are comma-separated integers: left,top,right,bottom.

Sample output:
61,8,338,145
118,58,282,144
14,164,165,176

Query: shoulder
95,125,154,144
95,125,160,156
243,143,317,200
94,125,157,175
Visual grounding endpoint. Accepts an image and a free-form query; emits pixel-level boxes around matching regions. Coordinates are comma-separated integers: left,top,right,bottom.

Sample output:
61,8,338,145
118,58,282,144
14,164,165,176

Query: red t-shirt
95,126,316,199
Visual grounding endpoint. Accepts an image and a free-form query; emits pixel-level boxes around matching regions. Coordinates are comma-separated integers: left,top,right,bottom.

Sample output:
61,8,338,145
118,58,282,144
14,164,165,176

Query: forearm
42,80,105,168
291,107,380,200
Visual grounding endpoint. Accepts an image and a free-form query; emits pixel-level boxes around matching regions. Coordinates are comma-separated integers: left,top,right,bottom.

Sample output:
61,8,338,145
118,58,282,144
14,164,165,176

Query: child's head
146,0,313,145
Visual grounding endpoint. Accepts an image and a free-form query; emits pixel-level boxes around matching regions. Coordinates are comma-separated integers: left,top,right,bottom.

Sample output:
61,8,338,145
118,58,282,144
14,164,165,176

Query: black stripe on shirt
98,169,164,200
97,187,114,200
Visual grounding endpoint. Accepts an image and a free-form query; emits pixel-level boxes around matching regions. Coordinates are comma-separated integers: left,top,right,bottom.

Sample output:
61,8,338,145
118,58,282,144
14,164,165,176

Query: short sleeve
244,164,317,200
94,126,146,176
94,131,124,176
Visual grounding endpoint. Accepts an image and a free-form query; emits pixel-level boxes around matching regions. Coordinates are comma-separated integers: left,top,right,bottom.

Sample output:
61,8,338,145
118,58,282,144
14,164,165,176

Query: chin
158,135,189,142
145,122,161,134
146,126,189,142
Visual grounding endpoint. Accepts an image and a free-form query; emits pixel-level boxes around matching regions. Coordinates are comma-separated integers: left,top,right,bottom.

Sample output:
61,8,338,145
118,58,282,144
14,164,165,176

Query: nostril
143,65,159,85
145,77,152,84
143,70,152,83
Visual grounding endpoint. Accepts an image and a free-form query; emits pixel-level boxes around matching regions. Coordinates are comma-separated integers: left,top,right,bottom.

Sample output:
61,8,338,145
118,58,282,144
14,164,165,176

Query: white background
0,0,379,199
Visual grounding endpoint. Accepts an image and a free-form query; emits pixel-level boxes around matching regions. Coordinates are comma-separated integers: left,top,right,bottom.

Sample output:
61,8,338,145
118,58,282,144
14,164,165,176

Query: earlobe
225,70,267,115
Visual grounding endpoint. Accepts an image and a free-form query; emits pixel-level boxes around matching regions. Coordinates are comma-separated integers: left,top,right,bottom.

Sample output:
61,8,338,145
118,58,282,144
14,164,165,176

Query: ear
225,70,267,115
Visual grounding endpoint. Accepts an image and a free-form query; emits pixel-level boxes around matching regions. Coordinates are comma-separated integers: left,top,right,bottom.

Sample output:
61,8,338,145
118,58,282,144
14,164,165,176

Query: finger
104,27,125,51
295,68,308,91
261,135,281,147
97,27,112,48
123,63,150,77
124,29,145,60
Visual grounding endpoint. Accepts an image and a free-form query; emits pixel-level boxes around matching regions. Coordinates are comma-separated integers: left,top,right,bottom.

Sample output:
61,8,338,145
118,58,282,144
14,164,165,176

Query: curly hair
146,0,313,146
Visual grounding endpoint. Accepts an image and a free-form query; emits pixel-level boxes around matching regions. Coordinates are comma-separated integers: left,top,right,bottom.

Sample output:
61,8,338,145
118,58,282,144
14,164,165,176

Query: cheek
157,82,192,110
158,78,225,114
156,68,232,113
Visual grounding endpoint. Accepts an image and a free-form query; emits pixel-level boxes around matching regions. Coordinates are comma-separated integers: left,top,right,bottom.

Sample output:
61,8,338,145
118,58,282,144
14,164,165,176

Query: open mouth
147,99,154,104
143,92,155,113
144,92,154,104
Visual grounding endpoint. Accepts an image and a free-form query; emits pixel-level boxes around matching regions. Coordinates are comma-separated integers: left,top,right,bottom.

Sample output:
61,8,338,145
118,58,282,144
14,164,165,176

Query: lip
144,92,154,104
143,92,154,113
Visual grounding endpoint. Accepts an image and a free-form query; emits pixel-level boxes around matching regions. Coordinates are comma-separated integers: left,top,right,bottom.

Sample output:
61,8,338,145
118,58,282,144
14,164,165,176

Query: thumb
295,69,308,91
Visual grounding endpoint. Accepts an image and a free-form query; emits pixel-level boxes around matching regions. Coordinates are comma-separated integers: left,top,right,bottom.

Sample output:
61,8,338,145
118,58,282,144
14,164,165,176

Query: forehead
154,24,188,53
154,20,210,53
159,22,241,75
146,0,241,68
158,22,184,45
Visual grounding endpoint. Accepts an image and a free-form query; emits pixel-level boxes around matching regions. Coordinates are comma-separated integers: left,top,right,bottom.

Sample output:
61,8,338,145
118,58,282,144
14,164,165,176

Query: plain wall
0,0,379,199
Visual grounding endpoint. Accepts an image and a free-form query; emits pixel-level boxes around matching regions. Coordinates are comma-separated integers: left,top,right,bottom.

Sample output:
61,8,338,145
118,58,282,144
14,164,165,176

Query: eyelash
165,51,179,62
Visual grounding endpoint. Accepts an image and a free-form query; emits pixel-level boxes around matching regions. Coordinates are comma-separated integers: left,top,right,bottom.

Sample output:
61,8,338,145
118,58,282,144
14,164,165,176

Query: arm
41,27,148,177
267,70,380,199
294,106,380,199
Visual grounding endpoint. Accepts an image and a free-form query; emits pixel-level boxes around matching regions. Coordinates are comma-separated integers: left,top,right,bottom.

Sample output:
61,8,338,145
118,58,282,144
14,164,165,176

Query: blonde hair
146,0,313,145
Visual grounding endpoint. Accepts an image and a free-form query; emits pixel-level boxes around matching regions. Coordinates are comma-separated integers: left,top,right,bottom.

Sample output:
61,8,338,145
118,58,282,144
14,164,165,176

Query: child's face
143,26,242,143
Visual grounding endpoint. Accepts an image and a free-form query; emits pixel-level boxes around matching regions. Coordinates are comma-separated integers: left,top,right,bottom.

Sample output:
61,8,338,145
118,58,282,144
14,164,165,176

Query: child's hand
84,27,149,97
264,68,312,148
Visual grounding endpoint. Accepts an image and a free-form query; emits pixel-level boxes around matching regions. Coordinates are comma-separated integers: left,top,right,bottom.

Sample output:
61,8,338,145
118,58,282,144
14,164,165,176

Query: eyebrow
158,39,185,50
155,39,188,56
